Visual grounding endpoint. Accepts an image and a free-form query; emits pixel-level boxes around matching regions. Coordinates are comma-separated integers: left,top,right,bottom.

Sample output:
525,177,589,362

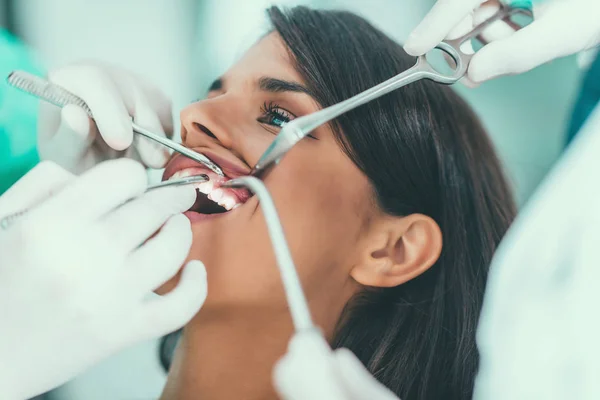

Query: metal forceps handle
442,2,534,74
251,60,433,174
251,2,533,176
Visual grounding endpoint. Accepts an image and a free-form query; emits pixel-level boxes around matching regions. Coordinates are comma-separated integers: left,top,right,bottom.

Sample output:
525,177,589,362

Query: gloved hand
38,62,174,174
273,330,400,400
404,0,600,83
0,160,207,400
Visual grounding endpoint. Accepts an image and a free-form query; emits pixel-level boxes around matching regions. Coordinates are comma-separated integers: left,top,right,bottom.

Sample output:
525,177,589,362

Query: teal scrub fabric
0,29,44,194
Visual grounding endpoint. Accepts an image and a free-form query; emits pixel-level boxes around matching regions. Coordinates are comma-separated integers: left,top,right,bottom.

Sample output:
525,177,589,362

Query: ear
350,214,442,288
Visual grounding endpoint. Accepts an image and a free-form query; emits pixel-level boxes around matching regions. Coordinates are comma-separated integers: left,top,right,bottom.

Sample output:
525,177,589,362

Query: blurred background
0,0,590,399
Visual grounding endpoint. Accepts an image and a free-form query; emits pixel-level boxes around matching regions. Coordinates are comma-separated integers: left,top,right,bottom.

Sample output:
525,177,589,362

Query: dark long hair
268,6,516,400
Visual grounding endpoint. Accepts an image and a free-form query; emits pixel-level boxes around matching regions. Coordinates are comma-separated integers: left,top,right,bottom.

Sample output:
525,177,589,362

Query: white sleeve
474,104,600,400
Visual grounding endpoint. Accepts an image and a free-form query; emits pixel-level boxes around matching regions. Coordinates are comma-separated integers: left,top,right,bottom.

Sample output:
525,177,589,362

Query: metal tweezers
251,1,533,176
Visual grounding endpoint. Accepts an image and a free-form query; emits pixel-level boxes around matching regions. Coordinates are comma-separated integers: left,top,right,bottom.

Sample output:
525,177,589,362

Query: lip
162,148,251,181
184,210,228,223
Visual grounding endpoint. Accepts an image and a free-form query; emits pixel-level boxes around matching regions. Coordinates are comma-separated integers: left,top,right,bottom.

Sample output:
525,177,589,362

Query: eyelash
258,101,317,139
259,101,293,128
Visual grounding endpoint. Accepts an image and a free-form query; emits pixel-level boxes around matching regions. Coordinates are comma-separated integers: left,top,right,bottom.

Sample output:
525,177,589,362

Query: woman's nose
180,101,234,149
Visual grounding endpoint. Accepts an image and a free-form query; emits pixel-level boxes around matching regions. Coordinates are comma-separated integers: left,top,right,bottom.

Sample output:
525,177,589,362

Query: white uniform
475,104,600,399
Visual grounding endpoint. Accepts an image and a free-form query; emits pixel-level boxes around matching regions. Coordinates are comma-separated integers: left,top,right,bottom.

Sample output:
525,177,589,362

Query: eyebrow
258,77,311,95
207,76,311,96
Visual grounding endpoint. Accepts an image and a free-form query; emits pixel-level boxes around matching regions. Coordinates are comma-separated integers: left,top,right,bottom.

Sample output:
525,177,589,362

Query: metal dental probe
0,174,209,230
221,176,314,332
6,70,225,177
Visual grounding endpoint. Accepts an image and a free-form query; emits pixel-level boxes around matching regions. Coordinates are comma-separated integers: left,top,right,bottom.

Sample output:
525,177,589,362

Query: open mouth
166,167,252,216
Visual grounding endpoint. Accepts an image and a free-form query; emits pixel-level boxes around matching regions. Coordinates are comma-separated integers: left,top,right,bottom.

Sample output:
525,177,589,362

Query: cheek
265,147,369,300
158,144,370,321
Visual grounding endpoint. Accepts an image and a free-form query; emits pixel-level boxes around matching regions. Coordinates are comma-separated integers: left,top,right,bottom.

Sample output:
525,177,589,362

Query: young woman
154,6,516,400
39,4,514,400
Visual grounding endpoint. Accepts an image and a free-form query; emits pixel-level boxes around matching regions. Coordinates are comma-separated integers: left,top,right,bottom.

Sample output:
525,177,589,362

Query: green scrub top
0,29,44,194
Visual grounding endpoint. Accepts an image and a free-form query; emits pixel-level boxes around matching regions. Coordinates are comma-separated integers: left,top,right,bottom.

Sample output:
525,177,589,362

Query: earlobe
350,214,442,288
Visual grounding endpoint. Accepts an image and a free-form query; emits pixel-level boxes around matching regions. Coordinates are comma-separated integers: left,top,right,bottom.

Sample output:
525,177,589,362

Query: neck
160,309,293,400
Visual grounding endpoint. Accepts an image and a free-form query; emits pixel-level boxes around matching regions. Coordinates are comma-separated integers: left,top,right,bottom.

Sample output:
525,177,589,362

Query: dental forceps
251,1,533,176
0,174,208,230
6,71,224,177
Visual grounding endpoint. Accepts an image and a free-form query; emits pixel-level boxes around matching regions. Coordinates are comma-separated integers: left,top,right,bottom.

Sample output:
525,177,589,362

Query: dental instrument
145,173,208,190
222,177,314,332
6,71,225,177
0,173,208,230
222,1,530,334
251,1,533,176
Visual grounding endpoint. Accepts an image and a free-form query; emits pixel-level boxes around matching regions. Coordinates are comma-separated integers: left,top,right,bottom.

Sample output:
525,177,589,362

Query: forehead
225,33,305,86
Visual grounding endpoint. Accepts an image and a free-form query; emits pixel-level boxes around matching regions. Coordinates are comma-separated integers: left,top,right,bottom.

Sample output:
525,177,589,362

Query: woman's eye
257,101,318,140
258,101,294,128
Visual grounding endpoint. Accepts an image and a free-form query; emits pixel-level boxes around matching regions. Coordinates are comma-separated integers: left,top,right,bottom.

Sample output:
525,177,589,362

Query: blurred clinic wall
2,0,583,399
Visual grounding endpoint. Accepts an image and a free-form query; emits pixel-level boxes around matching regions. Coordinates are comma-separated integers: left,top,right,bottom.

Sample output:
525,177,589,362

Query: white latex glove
0,160,207,400
404,0,600,84
273,330,400,400
474,104,600,399
38,62,173,173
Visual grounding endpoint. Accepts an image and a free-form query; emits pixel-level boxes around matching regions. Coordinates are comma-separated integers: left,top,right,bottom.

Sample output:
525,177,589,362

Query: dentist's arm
0,160,207,400
38,62,174,173
404,0,600,83
273,330,400,400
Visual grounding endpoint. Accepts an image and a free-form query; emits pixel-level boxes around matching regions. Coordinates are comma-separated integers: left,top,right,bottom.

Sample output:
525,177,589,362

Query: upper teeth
169,168,242,211
196,180,214,194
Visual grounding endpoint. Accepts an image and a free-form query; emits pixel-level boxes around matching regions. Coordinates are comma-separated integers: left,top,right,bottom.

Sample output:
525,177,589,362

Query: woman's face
160,33,378,332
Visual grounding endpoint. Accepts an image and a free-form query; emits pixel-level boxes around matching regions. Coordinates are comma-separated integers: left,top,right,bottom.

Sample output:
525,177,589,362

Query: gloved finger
124,214,192,295
37,101,62,145
134,260,207,339
444,13,475,62
334,348,399,399
458,3,513,89
273,353,343,400
456,3,517,88
102,184,196,253
131,93,172,169
49,66,134,151
145,94,174,139
36,158,146,223
0,162,74,214
468,3,589,82
82,62,174,138
273,355,310,400
472,2,515,45
43,105,97,168
404,0,483,56
105,68,173,168
439,20,479,87
446,13,473,41
274,331,347,400
122,70,174,138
